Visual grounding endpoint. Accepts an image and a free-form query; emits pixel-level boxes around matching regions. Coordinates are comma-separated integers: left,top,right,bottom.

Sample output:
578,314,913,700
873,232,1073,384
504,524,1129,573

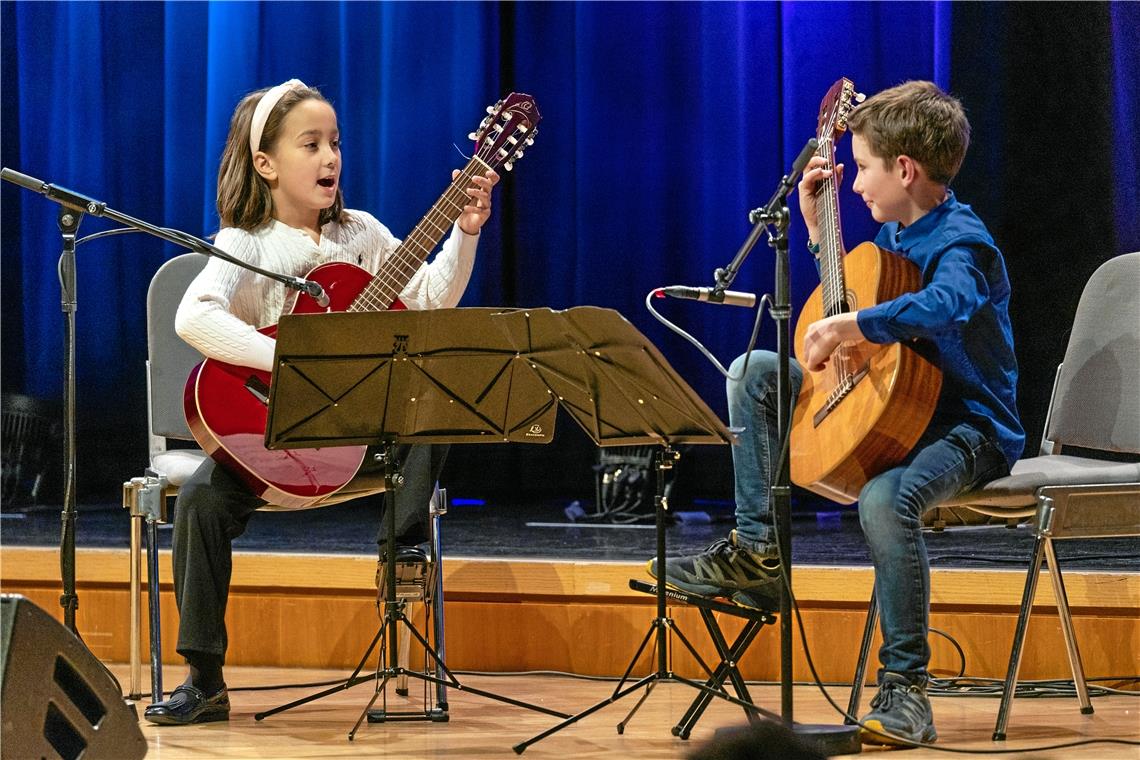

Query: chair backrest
146,254,208,441
1047,252,1140,454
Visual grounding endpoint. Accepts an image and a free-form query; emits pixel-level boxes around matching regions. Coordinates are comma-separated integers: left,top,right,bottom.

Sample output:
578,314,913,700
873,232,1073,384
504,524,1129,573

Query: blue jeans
727,350,1009,678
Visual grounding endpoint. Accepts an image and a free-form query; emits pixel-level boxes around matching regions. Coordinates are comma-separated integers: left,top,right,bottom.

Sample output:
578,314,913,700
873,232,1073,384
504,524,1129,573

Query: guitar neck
815,138,847,316
349,156,490,312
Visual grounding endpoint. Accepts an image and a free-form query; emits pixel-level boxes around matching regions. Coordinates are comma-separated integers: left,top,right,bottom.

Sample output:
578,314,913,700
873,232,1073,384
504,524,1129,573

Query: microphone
2,167,106,214
290,276,331,308
661,286,757,308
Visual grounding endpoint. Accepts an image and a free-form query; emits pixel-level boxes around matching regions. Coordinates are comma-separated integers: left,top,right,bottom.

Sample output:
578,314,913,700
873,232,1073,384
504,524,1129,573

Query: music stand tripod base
368,545,449,723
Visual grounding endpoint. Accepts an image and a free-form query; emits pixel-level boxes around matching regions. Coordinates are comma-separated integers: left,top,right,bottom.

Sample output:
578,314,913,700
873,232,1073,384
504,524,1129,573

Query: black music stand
258,306,752,745
254,307,569,736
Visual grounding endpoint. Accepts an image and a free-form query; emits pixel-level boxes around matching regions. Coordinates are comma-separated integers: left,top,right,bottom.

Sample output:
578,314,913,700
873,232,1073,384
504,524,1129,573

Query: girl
145,79,498,726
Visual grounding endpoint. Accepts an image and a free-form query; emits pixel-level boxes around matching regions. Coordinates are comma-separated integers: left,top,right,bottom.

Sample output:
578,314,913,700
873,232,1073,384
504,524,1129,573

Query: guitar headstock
816,78,865,145
468,92,541,172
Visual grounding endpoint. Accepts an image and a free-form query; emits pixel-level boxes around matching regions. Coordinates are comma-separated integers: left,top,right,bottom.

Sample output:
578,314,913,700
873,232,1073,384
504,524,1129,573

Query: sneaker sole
859,719,936,746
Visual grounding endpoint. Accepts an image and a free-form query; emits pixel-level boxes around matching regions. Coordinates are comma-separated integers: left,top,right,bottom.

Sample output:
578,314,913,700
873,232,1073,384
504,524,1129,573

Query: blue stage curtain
2,1,1136,497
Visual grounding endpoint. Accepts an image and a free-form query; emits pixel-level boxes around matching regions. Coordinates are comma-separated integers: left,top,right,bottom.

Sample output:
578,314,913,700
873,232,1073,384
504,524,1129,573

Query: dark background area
2,2,1137,515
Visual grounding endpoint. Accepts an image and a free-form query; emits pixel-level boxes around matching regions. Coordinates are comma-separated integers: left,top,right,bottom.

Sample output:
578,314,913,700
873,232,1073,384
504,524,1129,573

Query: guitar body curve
790,242,943,504
184,262,407,510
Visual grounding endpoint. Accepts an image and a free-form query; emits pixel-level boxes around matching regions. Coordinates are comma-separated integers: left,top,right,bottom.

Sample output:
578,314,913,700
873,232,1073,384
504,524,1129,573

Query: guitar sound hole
825,290,857,319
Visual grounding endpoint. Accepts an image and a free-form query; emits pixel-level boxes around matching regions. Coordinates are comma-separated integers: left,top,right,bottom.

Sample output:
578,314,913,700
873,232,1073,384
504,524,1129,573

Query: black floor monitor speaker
1,594,147,760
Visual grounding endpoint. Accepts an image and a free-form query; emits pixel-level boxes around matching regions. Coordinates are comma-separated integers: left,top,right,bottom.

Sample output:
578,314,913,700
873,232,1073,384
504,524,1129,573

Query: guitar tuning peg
854,92,866,103
503,160,514,172
524,137,535,147
467,132,478,141
486,105,497,114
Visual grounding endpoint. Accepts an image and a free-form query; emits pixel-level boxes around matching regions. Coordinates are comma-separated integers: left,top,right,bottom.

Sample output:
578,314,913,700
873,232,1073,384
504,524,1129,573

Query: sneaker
645,530,781,610
859,672,937,746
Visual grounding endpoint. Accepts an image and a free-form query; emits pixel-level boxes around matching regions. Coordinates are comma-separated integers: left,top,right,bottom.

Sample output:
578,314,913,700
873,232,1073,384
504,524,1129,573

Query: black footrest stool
629,579,778,739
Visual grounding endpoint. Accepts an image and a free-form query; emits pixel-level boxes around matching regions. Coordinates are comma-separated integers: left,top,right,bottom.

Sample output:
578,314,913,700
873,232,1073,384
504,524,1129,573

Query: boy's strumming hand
455,169,500,235
802,312,868,372
797,156,843,246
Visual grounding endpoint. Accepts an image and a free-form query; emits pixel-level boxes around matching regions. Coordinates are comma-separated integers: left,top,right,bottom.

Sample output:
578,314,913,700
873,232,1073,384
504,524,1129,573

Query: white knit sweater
175,210,477,371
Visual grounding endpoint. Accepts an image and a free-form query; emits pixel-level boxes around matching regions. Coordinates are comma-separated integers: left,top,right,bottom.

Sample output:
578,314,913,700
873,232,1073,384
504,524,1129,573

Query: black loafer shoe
144,684,230,725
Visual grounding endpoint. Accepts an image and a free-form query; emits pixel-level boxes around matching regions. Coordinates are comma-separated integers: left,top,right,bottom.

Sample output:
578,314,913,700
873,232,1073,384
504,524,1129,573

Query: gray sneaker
859,672,937,745
646,530,781,610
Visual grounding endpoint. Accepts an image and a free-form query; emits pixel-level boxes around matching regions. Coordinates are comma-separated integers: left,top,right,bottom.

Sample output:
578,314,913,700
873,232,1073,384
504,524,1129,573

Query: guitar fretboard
348,157,491,313
816,138,847,319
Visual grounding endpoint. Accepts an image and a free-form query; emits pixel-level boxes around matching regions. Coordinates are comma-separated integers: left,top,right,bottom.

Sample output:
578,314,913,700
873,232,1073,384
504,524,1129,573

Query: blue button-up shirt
855,191,1025,467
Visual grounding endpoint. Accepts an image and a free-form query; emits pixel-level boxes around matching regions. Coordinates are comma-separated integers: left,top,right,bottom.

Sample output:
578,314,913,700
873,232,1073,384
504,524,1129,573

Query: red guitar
185,93,541,509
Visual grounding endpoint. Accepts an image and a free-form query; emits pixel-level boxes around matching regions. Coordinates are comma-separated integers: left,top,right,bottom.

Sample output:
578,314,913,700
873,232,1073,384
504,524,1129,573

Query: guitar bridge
813,363,870,427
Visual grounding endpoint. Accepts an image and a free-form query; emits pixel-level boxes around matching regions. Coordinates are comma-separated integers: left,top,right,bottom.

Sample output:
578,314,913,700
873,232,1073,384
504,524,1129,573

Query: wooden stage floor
128,664,1139,759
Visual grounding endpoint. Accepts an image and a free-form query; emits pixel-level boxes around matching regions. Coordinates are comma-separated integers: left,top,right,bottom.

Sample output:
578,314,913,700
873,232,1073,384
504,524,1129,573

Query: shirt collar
893,190,958,250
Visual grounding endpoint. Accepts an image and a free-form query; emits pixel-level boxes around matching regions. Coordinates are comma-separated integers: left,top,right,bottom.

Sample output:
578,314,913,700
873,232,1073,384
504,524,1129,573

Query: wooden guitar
790,79,942,504
185,93,541,510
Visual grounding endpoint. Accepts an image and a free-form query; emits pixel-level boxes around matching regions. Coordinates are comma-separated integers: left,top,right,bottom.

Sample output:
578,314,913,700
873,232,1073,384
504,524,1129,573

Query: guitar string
348,131,515,313
348,110,530,313
818,137,853,394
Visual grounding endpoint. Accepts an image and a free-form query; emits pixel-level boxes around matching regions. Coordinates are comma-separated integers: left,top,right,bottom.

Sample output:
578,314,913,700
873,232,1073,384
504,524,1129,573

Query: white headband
249,78,307,156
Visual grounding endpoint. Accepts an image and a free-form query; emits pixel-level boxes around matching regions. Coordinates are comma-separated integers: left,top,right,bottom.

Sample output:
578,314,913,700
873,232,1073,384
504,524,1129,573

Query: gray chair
847,251,1140,740
122,253,209,701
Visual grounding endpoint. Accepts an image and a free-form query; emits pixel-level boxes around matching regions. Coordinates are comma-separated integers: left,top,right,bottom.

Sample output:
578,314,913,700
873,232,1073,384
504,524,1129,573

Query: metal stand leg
146,515,164,703
125,482,144,701
513,447,770,755
430,492,449,713
253,459,562,737
672,608,768,739
845,589,878,724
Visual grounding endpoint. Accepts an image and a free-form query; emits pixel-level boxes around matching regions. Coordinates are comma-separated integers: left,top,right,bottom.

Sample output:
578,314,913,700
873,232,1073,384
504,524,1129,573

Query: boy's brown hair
846,80,970,186
216,85,346,231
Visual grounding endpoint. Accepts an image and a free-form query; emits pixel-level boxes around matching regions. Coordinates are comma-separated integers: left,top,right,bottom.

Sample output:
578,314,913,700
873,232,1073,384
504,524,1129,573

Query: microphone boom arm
1,167,329,305
713,137,818,293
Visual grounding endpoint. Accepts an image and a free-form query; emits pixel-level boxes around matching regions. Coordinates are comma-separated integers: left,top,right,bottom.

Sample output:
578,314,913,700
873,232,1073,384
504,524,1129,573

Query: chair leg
993,533,1047,741
146,516,165,704
128,502,145,701
1043,538,1093,715
845,587,878,724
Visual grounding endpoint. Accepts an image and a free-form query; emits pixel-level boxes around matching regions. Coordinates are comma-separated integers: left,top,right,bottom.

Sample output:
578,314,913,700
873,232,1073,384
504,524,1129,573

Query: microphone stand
1,167,329,637
711,141,861,755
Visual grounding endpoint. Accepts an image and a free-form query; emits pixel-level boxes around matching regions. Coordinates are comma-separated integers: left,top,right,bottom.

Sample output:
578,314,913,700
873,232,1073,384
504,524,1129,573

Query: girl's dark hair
216,84,346,230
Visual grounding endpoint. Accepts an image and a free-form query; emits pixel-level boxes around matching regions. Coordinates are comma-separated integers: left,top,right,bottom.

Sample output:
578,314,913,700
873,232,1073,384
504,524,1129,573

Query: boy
649,80,1023,745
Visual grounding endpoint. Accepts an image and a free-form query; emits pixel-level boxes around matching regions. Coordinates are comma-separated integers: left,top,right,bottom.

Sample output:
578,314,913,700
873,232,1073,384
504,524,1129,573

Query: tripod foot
794,723,861,756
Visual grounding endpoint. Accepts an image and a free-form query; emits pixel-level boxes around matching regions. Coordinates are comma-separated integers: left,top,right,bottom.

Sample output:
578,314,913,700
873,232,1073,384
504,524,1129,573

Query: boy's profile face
851,133,908,224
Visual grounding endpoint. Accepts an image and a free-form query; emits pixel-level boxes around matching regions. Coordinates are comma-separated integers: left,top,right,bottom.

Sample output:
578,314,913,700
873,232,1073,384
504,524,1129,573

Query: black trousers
171,444,447,662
